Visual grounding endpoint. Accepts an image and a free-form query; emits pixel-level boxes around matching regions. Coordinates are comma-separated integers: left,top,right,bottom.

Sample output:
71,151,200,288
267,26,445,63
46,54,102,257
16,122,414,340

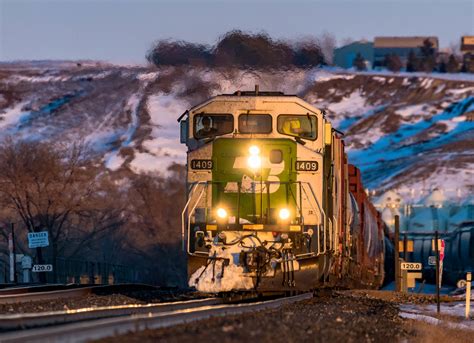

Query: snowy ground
400,302,473,330
1,64,473,198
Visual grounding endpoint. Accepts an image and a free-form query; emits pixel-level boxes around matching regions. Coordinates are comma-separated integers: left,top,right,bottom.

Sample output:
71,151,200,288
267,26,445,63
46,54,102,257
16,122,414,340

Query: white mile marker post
466,272,471,320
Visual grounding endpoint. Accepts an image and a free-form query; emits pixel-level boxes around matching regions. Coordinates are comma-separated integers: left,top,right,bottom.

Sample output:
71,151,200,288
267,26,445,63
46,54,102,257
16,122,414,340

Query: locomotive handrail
181,183,198,251
301,183,328,255
300,184,322,255
187,183,208,256
333,216,338,254
328,218,333,254
182,181,207,252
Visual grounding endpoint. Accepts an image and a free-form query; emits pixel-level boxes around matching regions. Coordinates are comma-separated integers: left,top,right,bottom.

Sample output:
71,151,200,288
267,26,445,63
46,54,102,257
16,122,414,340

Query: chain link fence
1,257,160,285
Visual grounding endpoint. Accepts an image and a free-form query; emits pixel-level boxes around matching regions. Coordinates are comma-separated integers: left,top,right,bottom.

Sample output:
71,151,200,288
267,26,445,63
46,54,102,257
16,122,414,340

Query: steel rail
0,293,313,343
0,288,93,305
0,284,76,296
0,297,223,331
0,284,157,305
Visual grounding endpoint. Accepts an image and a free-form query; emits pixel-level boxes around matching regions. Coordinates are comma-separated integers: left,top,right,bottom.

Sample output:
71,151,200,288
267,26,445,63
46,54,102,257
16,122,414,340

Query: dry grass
406,319,473,343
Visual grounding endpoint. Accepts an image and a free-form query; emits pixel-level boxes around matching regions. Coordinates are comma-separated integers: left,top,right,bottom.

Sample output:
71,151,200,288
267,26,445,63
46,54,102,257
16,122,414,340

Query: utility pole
394,215,400,292
435,230,440,314
10,223,18,284
403,234,408,261
34,226,46,283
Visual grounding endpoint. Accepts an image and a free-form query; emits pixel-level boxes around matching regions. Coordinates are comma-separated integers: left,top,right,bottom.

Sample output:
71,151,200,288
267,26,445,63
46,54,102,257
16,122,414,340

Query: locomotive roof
178,88,314,122
222,90,297,97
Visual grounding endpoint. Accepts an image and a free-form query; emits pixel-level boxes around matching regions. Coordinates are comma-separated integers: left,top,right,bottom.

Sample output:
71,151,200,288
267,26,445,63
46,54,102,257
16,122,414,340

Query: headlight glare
247,155,261,169
279,208,290,220
249,145,260,155
217,208,227,219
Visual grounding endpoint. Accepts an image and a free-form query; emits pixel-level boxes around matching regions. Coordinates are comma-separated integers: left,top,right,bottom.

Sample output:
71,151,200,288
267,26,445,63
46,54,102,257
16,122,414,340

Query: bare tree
125,165,187,285
340,37,355,47
0,139,125,281
448,40,461,57
317,31,337,65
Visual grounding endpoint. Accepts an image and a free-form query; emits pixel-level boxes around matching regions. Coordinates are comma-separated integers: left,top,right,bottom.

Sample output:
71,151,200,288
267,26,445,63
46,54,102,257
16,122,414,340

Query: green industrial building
333,40,374,69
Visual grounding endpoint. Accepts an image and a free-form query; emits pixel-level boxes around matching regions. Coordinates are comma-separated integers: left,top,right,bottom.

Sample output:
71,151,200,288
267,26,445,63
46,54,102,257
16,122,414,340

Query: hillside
1,63,473,203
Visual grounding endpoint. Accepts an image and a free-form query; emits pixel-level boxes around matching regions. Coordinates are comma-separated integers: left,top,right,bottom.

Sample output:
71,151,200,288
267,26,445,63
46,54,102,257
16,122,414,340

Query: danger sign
432,239,445,261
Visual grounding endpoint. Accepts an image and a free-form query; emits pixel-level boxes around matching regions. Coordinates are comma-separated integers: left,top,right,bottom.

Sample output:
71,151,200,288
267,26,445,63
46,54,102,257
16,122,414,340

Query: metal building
333,40,374,69
373,36,439,68
461,36,474,55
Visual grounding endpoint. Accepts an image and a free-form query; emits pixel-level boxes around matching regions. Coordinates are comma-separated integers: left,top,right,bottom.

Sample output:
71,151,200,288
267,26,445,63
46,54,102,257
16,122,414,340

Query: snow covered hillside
1,62,473,202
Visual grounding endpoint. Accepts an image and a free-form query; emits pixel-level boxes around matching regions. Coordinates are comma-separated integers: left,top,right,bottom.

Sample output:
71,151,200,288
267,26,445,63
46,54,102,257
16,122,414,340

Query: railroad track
0,292,313,343
0,284,157,305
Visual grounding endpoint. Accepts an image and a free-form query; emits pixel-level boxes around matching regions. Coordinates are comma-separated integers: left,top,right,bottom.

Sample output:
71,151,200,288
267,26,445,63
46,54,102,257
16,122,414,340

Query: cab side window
238,114,272,133
277,114,317,140
194,114,234,139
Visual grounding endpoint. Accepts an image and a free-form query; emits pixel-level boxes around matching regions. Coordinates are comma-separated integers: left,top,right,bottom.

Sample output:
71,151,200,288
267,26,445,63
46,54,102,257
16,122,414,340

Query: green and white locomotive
179,87,385,293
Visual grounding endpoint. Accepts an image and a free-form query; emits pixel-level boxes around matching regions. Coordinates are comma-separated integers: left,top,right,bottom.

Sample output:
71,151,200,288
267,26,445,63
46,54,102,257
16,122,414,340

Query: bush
353,53,366,71
146,40,212,67
384,54,403,72
147,30,326,69
213,30,294,68
406,50,419,72
419,39,436,72
446,54,459,73
293,40,325,67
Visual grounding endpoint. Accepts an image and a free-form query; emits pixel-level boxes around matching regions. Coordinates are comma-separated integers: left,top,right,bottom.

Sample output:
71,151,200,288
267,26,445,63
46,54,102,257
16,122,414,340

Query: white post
466,272,471,320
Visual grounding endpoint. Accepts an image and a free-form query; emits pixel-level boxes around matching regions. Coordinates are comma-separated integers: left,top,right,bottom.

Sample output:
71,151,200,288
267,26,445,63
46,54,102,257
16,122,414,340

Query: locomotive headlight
279,208,290,220
247,155,261,169
217,208,228,219
249,145,260,156
247,145,261,169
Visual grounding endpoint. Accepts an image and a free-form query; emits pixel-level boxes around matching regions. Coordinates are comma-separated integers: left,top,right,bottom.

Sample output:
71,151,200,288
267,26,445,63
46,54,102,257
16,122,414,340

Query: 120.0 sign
32,264,53,272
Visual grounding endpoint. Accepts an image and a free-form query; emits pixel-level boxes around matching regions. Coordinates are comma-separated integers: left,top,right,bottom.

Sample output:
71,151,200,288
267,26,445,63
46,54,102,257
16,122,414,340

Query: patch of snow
137,71,159,81
373,76,386,83
104,151,125,171
357,127,384,147
7,75,68,83
189,238,255,293
346,68,474,82
420,78,434,88
310,69,355,83
0,101,28,129
400,302,474,330
130,93,188,175
437,119,458,131
326,90,382,130
435,84,445,94
452,115,467,122
328,91,366,113
448,87,474,95
395,104,425,118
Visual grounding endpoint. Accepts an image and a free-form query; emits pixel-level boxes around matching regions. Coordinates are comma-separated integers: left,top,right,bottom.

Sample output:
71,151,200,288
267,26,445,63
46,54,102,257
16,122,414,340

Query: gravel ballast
0,289,199,314
97,290,412,343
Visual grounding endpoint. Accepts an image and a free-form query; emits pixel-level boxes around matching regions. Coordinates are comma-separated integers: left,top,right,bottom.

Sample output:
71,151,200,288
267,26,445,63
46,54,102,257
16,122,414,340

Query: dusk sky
1,0,473,63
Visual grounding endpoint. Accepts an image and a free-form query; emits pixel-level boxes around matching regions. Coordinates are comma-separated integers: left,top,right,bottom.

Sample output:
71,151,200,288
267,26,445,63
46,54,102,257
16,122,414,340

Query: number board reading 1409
191,159,213,170
295,161,318,172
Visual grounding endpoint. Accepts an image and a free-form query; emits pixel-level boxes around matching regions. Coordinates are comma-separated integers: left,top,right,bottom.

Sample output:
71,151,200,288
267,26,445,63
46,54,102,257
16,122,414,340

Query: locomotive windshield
194,113,234,139
238,114,272,133
277,114,317,140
